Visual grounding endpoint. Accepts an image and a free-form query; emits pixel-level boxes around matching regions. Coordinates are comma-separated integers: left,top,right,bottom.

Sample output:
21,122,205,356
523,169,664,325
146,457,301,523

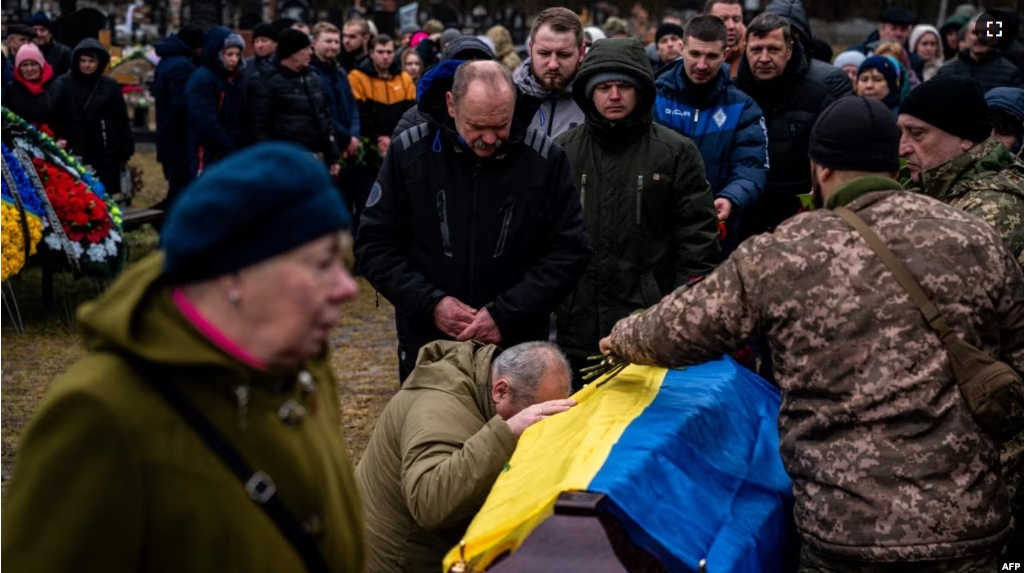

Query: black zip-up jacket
249,59,340,164
354,62,592,379
735,41,835,237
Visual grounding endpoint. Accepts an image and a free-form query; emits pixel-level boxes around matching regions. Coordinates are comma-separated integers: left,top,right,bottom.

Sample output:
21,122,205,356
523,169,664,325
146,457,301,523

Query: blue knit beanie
162,143,351,284
27,11,53,32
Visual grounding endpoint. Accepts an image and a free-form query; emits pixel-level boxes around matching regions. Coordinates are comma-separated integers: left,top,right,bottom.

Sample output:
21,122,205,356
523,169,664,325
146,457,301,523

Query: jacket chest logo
712,108,728,128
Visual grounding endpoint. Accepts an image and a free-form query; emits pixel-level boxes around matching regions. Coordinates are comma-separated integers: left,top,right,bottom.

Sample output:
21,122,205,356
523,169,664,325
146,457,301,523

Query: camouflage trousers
797,547,1002,573
1001,432,1024,563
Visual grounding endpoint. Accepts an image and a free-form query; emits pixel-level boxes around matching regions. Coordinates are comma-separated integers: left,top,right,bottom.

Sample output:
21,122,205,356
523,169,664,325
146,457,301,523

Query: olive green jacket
355,340,515,573
554,38,720,362
1,253,364,572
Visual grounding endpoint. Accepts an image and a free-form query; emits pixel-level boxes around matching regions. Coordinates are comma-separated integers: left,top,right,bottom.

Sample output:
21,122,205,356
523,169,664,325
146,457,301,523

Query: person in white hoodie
909,24,943,81
513,7,586,137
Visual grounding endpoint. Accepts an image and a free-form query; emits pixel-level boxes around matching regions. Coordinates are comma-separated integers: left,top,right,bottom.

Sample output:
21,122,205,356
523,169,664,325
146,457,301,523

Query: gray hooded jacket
513,59,585,138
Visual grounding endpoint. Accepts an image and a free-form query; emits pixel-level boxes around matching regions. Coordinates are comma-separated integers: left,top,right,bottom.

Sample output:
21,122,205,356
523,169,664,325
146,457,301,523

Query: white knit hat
832,50,867,69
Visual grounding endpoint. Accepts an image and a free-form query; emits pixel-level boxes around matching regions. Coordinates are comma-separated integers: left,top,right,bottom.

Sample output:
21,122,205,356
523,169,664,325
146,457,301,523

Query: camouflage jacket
607,177,1024,562
907,138,1024,264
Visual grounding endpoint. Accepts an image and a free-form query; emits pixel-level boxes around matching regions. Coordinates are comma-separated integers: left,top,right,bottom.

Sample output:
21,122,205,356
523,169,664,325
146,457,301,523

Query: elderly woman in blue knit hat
1,143,365,572
854,55,904,119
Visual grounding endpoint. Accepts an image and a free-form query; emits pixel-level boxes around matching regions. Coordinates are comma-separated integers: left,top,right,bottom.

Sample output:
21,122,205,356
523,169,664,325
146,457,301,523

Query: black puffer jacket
735,41,835,237
554,39,719,378
249,59,340,164
764,0,852,100
936,49,1023,93
39,40,73,77
354,60,592,381
49,39,134,195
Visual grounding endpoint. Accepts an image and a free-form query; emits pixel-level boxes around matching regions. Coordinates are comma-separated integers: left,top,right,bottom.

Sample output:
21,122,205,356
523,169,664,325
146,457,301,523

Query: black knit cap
880,6,916,25
655,23,684,44
809,97,900,172
178,24,205,51
899,76,992,142
252,22,278,42
276,28,311,60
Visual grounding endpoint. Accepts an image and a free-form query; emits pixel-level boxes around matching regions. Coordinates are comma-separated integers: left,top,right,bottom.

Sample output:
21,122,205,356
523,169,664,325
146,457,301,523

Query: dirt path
1,272,399,486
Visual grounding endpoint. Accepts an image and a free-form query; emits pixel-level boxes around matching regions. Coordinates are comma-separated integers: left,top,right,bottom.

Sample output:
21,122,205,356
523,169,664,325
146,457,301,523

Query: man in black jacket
735,12,834,238
249,30,341,174
355,60,591,382
242,23,276,79
763,0,852,100
27,12,71,77
936,16,1023,92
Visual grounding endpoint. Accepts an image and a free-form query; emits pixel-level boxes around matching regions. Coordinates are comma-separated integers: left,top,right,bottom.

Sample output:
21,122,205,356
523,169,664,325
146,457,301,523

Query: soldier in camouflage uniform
897,78,1024,557
898,75,1025,263
600,98,1025,571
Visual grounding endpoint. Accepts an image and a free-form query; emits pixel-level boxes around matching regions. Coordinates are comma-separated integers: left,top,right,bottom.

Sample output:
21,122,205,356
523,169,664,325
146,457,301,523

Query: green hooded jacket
1,253,364,572
355,340,516,573
554,38,720,368
907,138,1024,264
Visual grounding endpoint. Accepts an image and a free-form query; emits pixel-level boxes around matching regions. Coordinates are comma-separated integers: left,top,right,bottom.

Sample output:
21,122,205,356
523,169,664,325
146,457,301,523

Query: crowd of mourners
2,1,1024,572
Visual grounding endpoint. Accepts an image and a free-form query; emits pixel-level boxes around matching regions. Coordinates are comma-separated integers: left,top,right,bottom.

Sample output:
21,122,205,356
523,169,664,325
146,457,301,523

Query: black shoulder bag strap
117,353,331,573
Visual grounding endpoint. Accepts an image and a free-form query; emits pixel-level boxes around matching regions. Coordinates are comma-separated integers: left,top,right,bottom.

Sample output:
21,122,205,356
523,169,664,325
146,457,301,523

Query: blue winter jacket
309,55,360,145
153,35,201,167
185,26,248,176
653,64,768,214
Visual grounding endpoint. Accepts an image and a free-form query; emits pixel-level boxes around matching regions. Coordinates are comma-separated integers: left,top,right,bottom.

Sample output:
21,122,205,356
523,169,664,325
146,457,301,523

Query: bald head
450,60,516,108
446,60,517,157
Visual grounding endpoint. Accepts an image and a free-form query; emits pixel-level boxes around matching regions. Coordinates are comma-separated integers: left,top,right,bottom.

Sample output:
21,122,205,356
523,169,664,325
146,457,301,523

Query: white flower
69,242,83,260
104,238,117,256
108,230,121,243
86,243,107,263
44,233,62,251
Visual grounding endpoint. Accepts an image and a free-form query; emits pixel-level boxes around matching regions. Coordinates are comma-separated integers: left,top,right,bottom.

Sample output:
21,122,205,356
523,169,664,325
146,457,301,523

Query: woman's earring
228,291,241,306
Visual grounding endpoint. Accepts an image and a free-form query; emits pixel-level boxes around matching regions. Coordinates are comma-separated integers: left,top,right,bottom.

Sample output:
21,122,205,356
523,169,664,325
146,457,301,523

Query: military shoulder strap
834,207,952,337
835,207,1022,440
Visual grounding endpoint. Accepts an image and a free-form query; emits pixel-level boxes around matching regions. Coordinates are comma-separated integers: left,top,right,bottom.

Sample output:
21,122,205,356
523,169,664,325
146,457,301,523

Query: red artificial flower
716,221,727,241
31,158,111,245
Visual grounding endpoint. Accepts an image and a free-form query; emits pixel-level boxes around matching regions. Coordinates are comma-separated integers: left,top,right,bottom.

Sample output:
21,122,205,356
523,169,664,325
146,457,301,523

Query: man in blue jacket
310,22,362,227
153,25,204,209
310,22,360,161
653,15,767,256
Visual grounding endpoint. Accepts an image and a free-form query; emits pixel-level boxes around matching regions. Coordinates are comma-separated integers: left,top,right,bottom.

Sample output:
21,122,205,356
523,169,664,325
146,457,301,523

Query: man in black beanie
898,75,1023,262
249,29,341,175
243,22,277,78
599,95,1023,570
655,22,684,65
27,11,71,76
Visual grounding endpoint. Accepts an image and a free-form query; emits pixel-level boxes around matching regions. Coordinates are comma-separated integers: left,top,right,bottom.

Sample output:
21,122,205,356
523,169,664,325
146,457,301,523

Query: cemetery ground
0,151,399,491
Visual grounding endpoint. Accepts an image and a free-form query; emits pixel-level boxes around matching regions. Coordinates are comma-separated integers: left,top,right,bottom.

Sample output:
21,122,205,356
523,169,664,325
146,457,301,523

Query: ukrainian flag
443,357,796,572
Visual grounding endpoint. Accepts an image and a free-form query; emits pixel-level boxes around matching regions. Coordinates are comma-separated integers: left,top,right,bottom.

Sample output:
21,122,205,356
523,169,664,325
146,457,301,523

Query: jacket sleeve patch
366,182,383,208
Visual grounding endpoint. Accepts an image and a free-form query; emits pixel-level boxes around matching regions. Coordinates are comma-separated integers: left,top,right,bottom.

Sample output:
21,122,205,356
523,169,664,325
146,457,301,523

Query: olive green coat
1,253,364,572
355,340,516,573
554,38,720,366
